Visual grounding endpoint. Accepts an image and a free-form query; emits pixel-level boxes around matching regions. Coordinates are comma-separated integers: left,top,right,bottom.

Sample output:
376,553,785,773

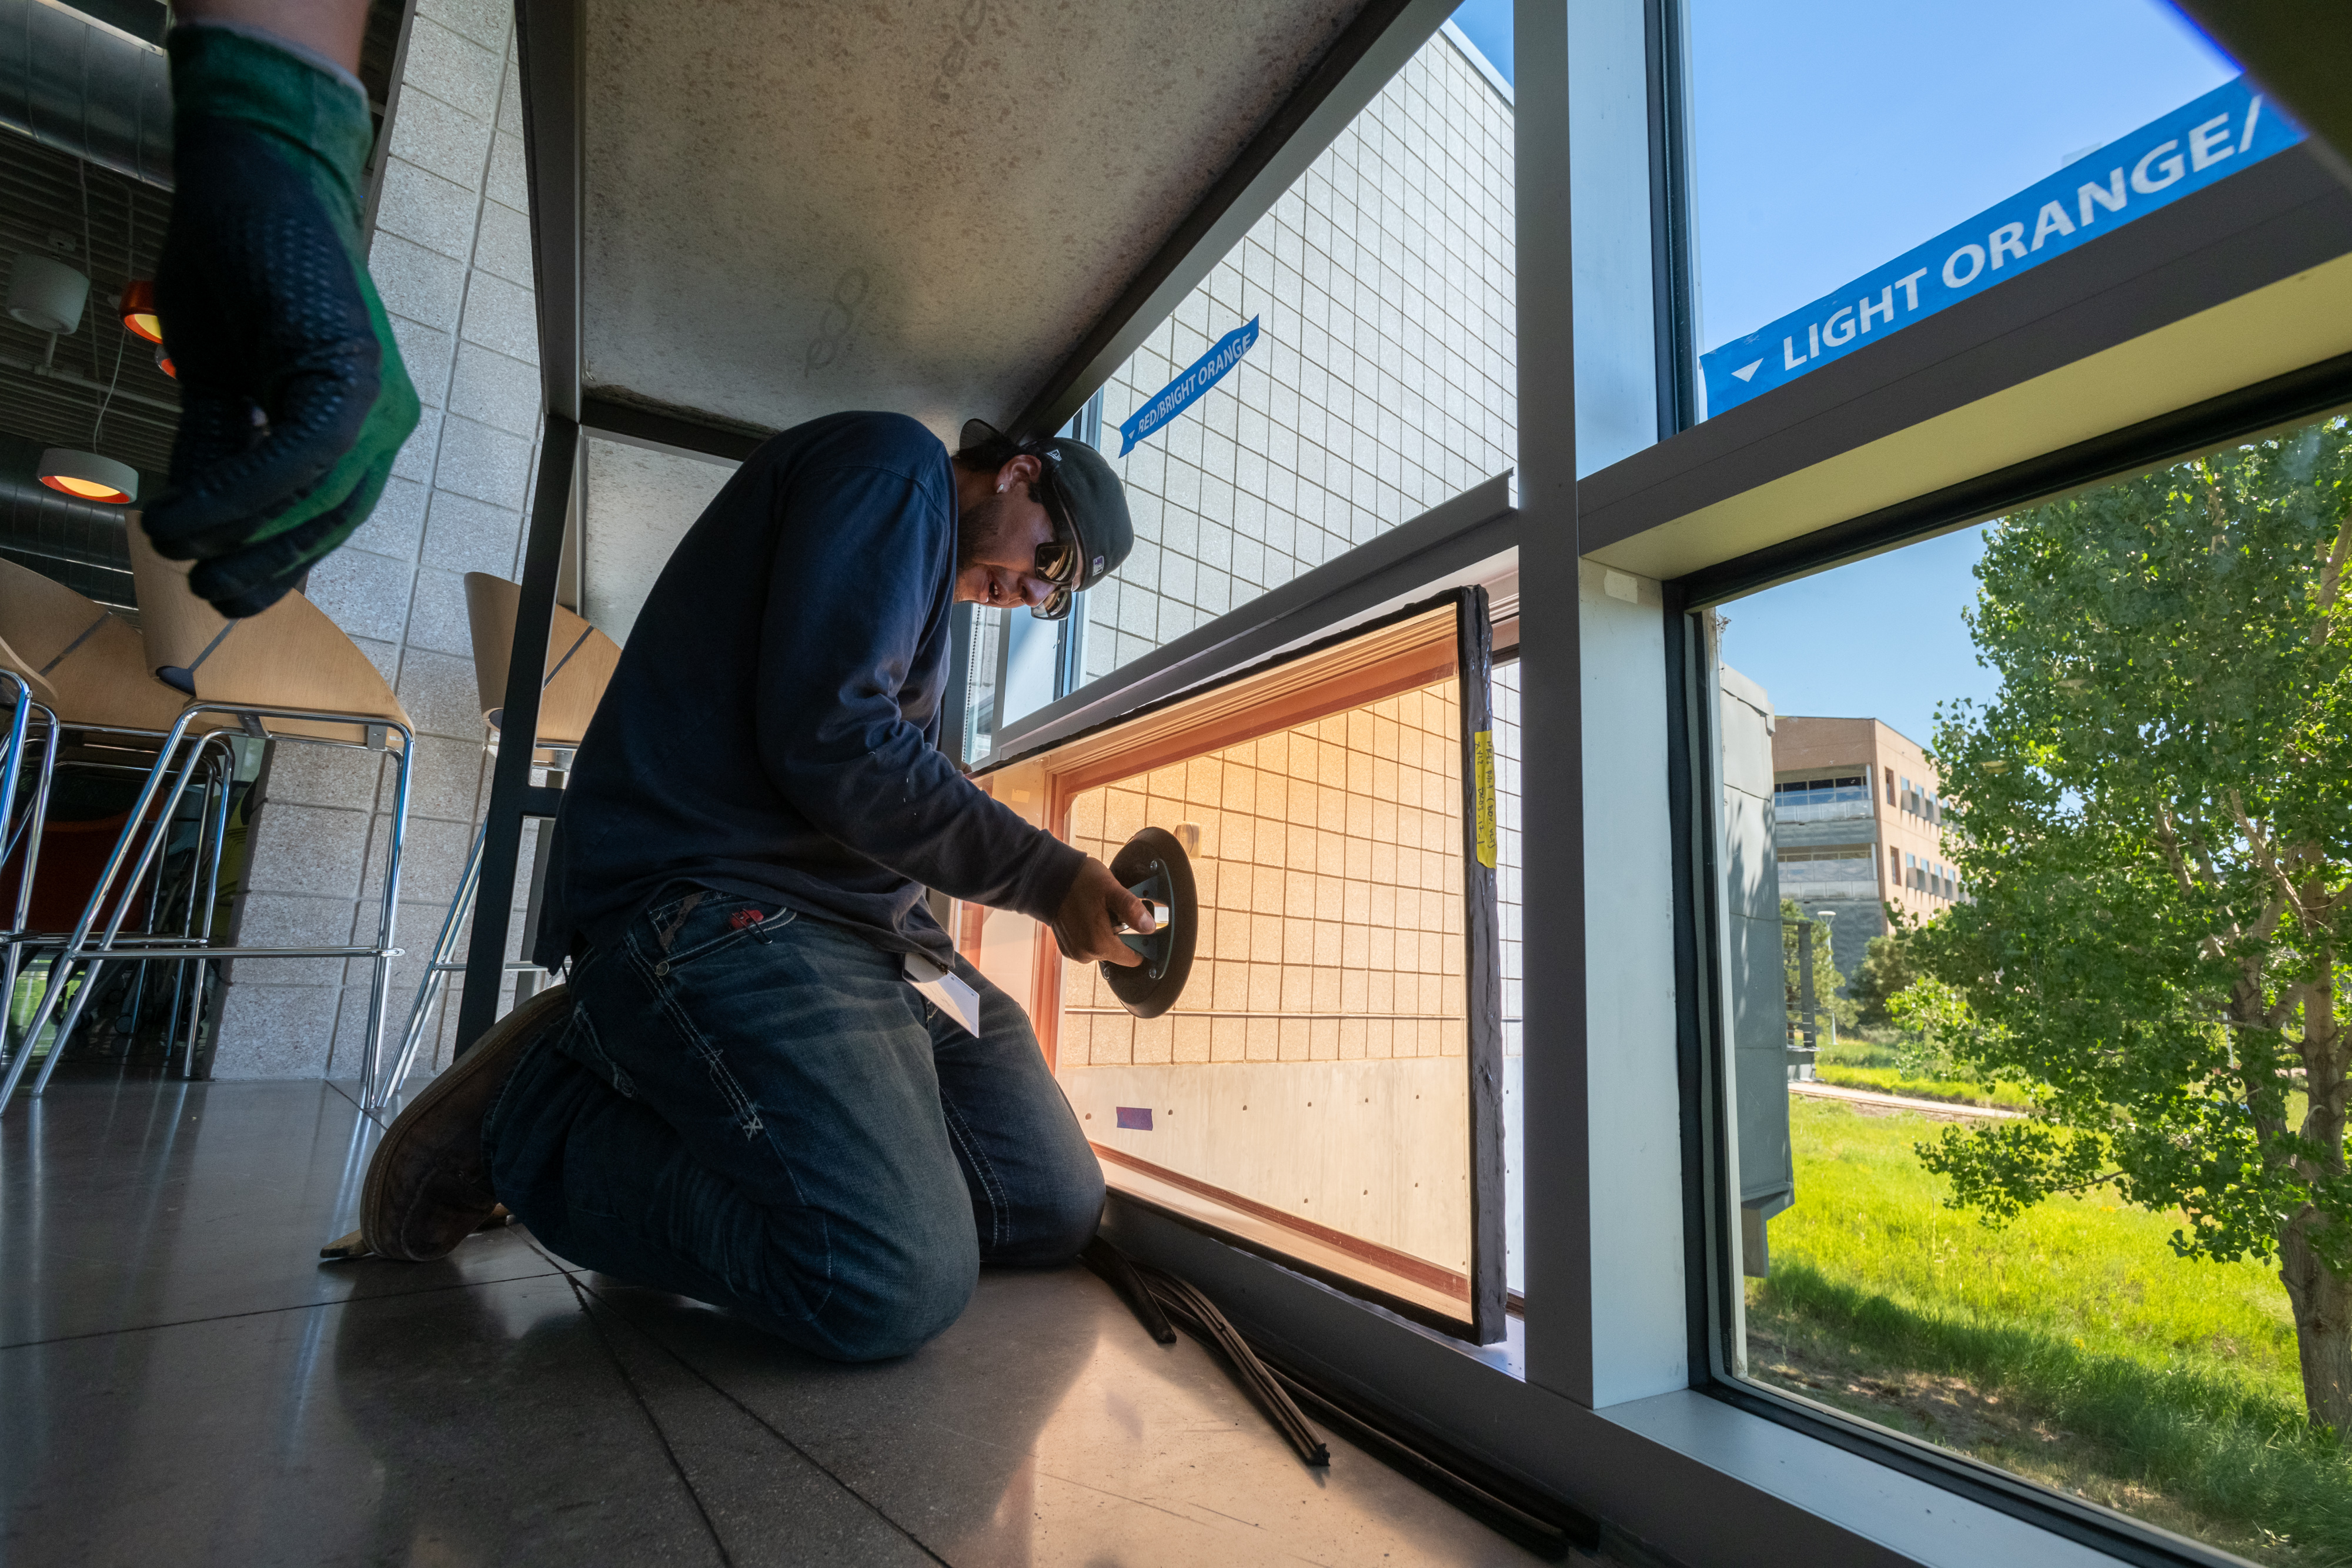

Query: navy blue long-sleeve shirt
533,411,1084,970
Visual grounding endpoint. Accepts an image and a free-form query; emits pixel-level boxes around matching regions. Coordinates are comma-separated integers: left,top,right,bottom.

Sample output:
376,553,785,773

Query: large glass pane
1686,0,2266,418
1706,416,2352,1563
1073,25,1515,688
962,600,1507,1339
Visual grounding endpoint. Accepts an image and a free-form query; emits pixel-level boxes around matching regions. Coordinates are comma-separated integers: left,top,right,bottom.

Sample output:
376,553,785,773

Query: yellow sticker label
1472,730,1497,869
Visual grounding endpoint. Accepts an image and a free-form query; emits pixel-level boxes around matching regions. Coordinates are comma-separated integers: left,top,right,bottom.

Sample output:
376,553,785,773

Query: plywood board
1069,1057,1470,1281
968,594,1504,1338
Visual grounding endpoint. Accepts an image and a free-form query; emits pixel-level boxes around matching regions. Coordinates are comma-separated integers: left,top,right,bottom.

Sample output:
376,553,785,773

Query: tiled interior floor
1,1076,1560,1566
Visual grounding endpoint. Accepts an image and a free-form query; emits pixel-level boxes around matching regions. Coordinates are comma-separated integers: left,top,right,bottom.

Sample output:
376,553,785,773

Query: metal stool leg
1,696,56,1064
381,818,486,1106
28,734,237,1095
181,753,234,1079
9,724,209,1107
355,737,414,1108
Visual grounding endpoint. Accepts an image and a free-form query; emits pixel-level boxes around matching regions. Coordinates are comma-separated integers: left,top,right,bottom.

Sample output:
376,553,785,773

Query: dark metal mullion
578,392,766,464
1452,586,1506,1343
451,0,584,1054
1662,590,1733,1389
453,415,576,1051
2169,0,2352,188
1643,0,1697,437
1678,345,2352,607
359,0,422,242
1514,0,1589,1404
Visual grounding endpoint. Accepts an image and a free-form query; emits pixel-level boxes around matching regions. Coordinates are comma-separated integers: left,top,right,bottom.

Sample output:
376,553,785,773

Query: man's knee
1039,1159,1107,1258
991,1152,1105,1268
807,1225,979,1362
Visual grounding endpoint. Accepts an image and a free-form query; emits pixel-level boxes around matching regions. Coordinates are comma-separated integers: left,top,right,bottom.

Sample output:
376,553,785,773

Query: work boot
353,984,573,1262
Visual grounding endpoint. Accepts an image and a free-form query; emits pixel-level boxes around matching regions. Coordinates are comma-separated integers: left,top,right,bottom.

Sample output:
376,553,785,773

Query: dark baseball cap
960,418,1132,593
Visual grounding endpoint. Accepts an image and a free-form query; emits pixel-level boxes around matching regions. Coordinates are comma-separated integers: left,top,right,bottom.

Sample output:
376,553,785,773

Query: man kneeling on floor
359,412,1148,1360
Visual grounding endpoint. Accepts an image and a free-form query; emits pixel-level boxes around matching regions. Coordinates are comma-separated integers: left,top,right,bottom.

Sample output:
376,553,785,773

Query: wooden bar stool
377,573,617,1099
1,531,422,1112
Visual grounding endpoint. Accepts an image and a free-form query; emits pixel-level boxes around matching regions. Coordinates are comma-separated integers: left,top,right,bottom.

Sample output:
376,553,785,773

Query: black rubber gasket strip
1262,1360,1588,1561
1134,1259,1330,1467
1084,1237,1595,1559
1080,1236,1177,1343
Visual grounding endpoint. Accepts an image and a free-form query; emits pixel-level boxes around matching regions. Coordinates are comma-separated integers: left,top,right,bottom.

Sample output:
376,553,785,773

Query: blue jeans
482,887,1104,1361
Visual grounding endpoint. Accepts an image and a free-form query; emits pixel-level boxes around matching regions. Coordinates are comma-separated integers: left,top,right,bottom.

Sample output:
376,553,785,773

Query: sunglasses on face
1027,456,1082,621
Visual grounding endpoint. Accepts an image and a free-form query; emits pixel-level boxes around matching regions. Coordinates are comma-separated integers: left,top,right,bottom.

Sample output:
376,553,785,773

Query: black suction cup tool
1102,825,1197,1019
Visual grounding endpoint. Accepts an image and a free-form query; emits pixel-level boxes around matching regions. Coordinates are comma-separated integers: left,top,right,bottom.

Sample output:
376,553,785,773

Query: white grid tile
1084,36,1515,685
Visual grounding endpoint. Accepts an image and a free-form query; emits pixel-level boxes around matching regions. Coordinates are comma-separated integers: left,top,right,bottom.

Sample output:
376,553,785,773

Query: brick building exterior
1770,716,1960,986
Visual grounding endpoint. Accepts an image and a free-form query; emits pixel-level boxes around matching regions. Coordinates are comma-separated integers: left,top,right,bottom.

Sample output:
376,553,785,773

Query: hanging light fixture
119,278,161,343
37,449,137,504
155,340,175,379
8,252,89,335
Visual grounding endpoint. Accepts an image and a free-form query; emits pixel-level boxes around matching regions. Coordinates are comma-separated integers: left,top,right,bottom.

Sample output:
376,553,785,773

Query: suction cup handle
1102,828,1198,1019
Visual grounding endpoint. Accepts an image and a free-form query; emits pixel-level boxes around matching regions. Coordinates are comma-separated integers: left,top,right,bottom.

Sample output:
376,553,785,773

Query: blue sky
1446,0,2233,747
1718,527,1994,754
1680,0,2233,350
1448,0,1511,85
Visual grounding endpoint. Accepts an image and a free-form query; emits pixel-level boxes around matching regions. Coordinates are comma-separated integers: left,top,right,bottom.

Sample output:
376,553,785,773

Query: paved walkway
1791,1078,2027,1121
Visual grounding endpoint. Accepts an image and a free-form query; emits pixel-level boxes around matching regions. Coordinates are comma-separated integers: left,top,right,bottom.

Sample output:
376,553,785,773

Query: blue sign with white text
1119,317,1261,455
1699,76,2302,419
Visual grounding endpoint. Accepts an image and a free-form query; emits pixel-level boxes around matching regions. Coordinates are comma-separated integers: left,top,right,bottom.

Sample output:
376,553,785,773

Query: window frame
1668,530,2289,1567
967,2,2352,1562
1648,58,2352,1546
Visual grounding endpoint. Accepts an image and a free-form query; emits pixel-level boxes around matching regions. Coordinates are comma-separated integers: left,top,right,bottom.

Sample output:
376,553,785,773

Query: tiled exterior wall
1061,677,1468,1069
213,0,544,1078
1077,32,1514,682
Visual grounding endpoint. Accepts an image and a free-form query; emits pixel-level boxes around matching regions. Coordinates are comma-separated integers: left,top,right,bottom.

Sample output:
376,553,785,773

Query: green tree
1910,419,2352,1437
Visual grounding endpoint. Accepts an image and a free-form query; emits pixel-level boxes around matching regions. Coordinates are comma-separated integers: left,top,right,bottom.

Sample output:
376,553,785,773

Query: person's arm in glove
145,0,420,618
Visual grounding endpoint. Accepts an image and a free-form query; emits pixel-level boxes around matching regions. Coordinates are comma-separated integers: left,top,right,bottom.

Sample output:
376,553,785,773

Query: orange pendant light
155,341,175,379
119,279,162,344
37,449,138,504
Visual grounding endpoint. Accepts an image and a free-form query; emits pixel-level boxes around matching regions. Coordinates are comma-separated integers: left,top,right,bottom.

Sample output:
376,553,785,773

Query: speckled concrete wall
213,0,546,1079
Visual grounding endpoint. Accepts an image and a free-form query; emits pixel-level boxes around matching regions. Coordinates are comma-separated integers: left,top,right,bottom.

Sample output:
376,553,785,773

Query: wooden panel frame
973,589,1508,1343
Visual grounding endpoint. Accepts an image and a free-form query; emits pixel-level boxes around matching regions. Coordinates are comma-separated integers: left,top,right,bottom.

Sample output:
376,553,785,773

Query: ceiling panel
580,434,734,643
580,0,1368,444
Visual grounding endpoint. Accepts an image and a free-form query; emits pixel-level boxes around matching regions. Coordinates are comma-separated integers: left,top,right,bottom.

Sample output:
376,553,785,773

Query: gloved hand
145,25,420,618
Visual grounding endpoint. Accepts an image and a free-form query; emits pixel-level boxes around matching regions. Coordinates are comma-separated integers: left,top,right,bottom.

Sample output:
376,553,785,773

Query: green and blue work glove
146,25,420,618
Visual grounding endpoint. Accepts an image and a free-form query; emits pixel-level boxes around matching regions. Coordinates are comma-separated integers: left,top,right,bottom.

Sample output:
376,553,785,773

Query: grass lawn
1748,1098,2352,1566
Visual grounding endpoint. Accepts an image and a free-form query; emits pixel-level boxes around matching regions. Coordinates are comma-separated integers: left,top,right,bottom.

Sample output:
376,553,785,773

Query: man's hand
144,24,420,618
1051,857,1153,967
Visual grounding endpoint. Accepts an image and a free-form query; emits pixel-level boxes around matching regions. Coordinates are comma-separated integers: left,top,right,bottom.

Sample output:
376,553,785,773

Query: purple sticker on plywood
1115,1106,1153,1131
